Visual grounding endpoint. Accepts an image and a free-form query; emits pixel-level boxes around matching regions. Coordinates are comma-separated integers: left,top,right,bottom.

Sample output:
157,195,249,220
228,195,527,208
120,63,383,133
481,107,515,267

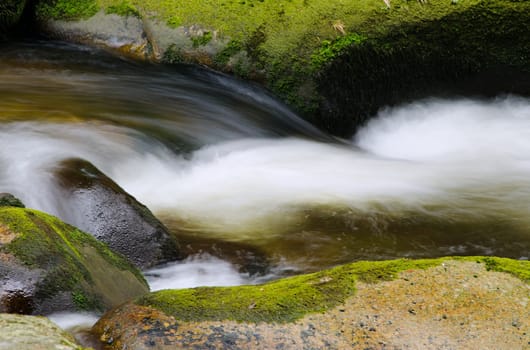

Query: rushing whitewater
1,41,529,273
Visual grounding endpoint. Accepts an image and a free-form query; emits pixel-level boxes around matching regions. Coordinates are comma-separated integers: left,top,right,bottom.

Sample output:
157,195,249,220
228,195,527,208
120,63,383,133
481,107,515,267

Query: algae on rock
0,207,149,315
93,257,530,349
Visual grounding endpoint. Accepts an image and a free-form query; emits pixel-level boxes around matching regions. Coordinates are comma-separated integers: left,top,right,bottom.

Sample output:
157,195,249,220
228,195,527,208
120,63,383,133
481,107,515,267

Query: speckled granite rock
0,313,85,350
93,257,530,349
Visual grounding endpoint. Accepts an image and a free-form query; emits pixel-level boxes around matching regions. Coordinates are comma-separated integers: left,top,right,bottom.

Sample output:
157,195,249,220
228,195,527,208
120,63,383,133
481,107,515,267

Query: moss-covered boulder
93,257,530,349
0,0,26,34
0,313,86,349
0,313,85,350
0,193,25,208
53,158,181,270
0,207,149,315
34,0,530,135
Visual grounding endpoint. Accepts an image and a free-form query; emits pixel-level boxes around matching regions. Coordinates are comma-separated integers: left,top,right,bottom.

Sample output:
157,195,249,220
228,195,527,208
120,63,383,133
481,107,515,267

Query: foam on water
0,97,530,237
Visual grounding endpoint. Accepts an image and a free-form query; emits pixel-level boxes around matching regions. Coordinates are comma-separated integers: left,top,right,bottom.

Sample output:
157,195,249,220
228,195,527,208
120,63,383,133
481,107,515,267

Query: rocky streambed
0,1,530,347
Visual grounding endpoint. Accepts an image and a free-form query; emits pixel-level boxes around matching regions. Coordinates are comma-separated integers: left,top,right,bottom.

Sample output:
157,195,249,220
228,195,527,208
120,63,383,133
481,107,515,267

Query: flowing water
1,40,530,295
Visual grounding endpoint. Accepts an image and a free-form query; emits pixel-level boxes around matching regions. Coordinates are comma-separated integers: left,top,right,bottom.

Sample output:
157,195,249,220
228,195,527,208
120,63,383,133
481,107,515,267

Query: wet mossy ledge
134,256,527,324
0,207,149,314
31,0,530,136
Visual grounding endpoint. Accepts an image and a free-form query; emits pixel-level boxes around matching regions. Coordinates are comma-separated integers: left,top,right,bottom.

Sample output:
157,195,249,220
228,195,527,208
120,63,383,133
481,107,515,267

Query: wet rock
0,193,25,208
0,207,149,315
0,313,83,350
53,158,181,270
93,257,530,349
39,10,150,60
178,233,270,276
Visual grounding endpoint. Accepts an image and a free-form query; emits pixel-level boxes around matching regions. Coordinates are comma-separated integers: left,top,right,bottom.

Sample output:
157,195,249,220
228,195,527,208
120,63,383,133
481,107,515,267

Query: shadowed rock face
53,158,181,270
0,0,26,34
0,207,149,315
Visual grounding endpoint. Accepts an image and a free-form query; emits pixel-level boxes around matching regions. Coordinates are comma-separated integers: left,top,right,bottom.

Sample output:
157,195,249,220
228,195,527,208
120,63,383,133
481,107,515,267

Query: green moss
105,0,140,18
163,44,185,64
35,0,98,21
310,33,366,70
71,290,100,311
480,257,530,282
138,256,530,323
0,194,24,208
214,40,243,66
137,258,438,323
192,31,213,48
0,207,148,311
166,15,182,28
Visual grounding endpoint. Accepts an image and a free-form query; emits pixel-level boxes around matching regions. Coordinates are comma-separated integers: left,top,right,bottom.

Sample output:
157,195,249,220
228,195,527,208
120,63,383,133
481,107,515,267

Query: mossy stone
134,256,529,324
93,256,530,349
0,193,25,208
0,207,149,314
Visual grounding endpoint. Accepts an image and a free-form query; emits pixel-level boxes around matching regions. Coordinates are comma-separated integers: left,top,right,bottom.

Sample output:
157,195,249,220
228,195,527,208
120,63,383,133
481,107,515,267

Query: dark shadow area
315,1,530,137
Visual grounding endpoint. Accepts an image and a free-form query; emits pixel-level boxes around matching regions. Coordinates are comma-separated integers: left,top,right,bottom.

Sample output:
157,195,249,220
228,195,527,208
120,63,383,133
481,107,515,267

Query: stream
1,40,530,334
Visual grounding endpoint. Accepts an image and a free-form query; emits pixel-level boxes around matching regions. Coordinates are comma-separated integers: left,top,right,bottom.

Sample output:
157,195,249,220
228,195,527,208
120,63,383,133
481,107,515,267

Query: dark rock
0,193,25,208
0,207,149,315
53,158,181,270
0,0,26,34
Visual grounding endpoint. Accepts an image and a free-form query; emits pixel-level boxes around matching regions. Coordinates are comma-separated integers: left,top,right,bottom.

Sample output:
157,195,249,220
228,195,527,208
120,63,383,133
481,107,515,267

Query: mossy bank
32,0,530,136
93,256,530,349
0,207,148,314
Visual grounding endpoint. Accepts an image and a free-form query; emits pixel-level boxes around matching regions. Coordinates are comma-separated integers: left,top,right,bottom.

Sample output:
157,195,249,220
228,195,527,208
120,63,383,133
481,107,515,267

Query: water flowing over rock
93,257,530,349
0,313,84,350
33,0,530,135
53,158,181,270
0,207,149,315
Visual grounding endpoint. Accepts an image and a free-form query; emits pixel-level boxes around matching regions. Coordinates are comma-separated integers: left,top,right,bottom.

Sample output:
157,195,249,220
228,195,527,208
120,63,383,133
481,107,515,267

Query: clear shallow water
1,40,530,281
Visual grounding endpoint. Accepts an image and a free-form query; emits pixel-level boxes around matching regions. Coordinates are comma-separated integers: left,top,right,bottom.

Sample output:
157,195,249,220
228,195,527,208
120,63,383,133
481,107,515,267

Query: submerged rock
53,158,181,270
0,207,149,315
0,313,84,350
0,193,25,208
93,257,530,349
